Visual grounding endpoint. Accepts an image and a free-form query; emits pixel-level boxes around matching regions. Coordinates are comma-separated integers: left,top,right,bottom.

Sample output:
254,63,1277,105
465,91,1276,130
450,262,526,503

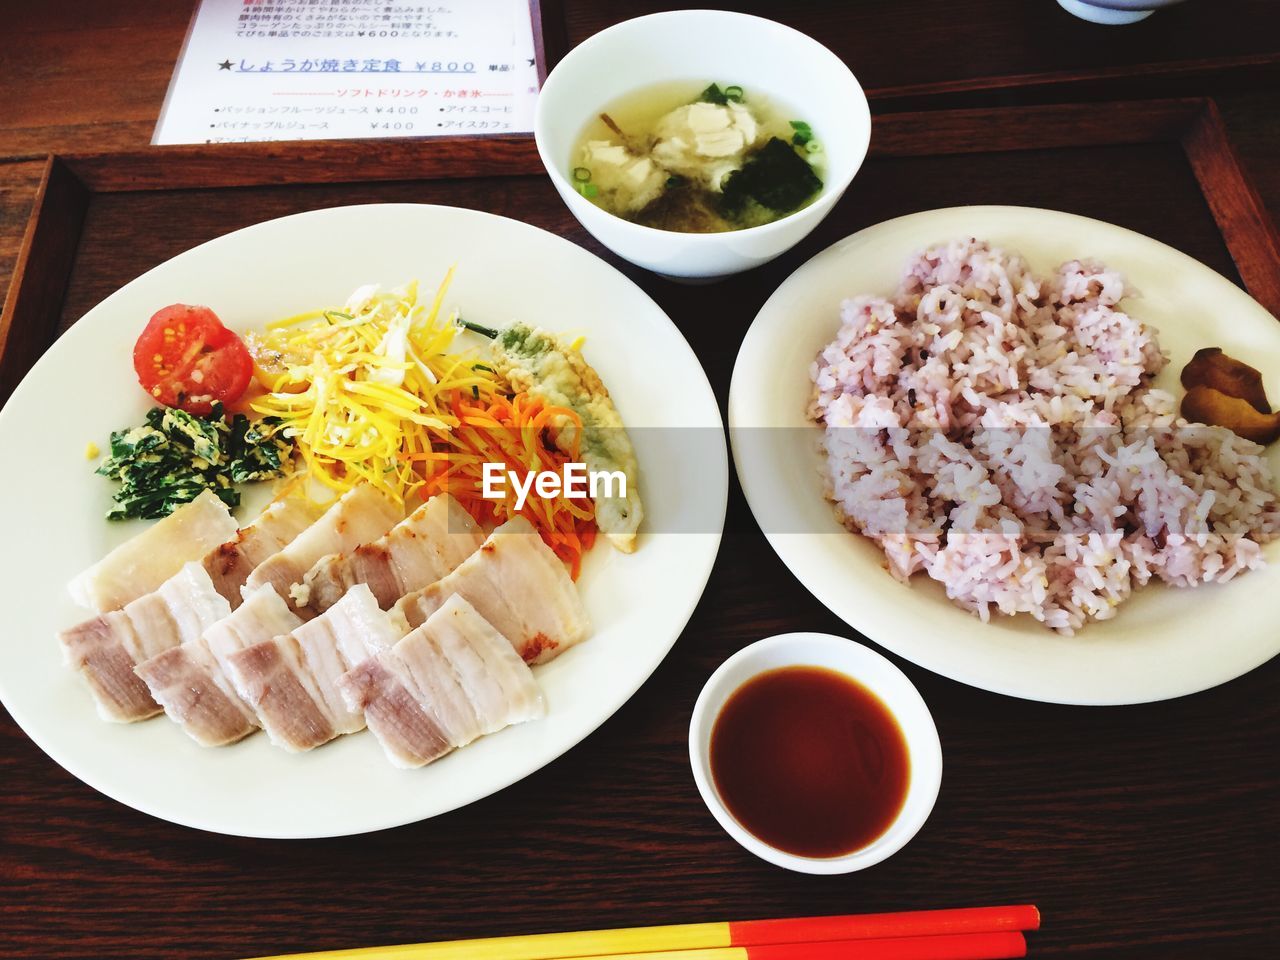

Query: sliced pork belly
299,493,483,613
337,657,453,768
133,640,253,747
68,490,237,612
409,594,544,732
242,484,401,607
202,499,320,606
340,595,545,769
225,584,404,752
392,516,590,664
387,621,484,749
60,563,231,722
225,638,334,753
287,584,404,728
133,584,304,746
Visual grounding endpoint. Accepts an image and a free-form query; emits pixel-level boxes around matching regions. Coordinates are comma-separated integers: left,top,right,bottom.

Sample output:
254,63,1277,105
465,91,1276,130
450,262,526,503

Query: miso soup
570,81,825,234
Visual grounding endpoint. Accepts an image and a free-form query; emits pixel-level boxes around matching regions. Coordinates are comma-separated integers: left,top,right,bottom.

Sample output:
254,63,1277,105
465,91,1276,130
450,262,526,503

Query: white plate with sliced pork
0,204,727,838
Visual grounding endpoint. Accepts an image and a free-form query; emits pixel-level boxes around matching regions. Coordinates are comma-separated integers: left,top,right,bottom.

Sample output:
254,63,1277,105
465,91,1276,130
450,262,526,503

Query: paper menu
154,0,539,145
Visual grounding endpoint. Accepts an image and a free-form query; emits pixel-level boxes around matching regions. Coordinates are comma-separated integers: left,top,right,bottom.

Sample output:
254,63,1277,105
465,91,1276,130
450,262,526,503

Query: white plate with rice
729,206,1280,705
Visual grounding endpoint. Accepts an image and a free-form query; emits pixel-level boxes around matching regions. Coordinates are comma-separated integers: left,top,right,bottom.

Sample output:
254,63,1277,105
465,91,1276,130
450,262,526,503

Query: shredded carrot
418,389,599,579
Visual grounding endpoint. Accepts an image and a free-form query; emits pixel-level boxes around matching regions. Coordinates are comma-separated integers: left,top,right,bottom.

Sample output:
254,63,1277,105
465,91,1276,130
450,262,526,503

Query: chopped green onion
804,139,823,154
724,85,744,102
458,317,499,339
789,119,813,147
582,183,599,199
572,166,592,183
472,363,494,372
471,385,480,399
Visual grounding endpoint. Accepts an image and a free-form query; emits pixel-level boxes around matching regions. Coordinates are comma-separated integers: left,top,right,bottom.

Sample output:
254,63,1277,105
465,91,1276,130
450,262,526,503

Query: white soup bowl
534,10,871,279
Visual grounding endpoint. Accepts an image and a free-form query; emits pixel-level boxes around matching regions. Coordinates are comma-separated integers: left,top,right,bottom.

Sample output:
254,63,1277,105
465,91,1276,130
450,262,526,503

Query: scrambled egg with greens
96,404,293,520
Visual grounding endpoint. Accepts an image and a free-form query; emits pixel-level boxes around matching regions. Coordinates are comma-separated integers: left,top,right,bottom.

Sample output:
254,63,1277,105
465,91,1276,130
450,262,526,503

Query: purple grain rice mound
808,238,1280,634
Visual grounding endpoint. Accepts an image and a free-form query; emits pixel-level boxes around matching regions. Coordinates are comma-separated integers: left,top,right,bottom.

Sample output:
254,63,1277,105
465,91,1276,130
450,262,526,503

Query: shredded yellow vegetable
248,271,500,504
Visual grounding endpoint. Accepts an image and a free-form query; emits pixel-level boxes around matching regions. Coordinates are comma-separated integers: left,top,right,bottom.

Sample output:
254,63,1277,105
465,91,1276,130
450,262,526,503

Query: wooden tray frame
2,96,1278,406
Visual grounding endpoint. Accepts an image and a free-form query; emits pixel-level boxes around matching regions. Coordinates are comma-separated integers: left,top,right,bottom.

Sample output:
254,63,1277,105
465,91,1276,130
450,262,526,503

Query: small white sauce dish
688,633,943,874
534,10,872,280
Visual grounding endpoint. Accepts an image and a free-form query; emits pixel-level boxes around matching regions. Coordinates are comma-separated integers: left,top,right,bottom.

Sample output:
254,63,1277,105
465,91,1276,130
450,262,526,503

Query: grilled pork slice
202,499,321,606
339,594,545,768
224,584,404,752
60,563,231,722
67,490,237,612
392,516,589,664
133,584,304,746
299,493,483,613
242,484,401,607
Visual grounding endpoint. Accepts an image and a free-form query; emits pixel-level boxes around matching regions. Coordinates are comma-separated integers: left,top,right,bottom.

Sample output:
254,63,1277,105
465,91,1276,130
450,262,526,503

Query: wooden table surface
3,4,1280,960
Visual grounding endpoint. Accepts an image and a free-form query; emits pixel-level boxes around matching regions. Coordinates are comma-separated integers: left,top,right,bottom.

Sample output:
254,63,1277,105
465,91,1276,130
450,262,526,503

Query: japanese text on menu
154,0,538,144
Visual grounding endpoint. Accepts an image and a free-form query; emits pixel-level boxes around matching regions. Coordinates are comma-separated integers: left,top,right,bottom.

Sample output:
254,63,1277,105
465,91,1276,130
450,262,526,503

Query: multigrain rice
808,237,1280,634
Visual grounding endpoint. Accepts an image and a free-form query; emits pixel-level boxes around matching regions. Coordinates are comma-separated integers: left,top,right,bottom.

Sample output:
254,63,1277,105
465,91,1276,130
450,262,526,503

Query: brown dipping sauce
709,666,910,858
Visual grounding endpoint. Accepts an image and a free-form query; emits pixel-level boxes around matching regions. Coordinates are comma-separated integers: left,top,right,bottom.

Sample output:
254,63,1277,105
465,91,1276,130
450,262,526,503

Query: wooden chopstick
245,905,1039,960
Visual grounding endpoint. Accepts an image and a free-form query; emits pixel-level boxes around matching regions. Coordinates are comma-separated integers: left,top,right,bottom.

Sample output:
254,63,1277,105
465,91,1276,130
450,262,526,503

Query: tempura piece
67,489,237,612
202,498,322,606
299,494,483,613
393,516,590,665
60,563,231,722
133,583,304,746
243,484,401,606
484,322,642,552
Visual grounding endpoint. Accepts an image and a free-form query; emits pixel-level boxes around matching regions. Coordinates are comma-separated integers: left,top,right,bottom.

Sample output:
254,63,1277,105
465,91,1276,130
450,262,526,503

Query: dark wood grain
2,118,1277,960
562,0,1280,103
869,100,1200,158
5,1,1280,158
0,158,87,403
0,161,49,295
61,135,545,192
1182,100,1280,318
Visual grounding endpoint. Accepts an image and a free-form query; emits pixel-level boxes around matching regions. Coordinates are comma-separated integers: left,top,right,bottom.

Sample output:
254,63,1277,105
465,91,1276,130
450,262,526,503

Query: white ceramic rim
688,632,942,874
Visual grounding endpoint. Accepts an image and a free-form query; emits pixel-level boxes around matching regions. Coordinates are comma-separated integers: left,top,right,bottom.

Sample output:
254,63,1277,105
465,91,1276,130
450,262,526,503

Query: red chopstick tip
732,905,1042,946
748,931,1027,960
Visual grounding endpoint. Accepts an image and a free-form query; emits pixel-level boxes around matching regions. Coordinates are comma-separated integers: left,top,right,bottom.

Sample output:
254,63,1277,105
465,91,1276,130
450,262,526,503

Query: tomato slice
133,304,253,415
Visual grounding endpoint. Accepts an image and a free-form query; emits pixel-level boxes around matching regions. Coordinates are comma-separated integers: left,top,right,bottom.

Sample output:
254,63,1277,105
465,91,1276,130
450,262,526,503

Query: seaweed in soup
720,137,824,215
